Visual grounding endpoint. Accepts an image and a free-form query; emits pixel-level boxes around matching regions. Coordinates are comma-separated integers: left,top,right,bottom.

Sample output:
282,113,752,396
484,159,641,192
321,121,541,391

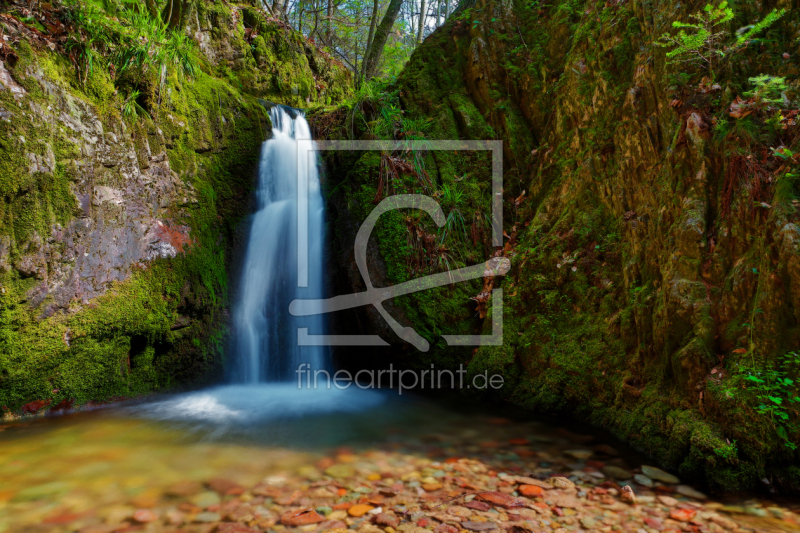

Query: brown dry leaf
729,96,754,119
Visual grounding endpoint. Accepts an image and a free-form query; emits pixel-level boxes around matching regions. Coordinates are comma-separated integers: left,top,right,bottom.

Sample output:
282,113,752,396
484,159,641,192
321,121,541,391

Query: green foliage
713,439,738,461
657,2,785,77
62,0,197,94
112,11,197,80
723,351,800,450
657,2,734,73
744,75,789,106
121,89,150,120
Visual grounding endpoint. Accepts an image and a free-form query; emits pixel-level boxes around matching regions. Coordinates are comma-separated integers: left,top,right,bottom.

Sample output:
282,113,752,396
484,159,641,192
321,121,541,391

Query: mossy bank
317,0,800,493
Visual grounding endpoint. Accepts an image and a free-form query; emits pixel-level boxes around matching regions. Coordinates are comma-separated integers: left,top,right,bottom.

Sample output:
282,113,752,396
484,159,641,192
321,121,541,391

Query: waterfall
233,105,327,383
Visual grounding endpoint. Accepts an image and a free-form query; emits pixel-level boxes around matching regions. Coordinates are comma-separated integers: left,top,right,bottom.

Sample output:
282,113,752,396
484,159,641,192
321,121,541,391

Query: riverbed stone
195,511,222,522
191,491,221,508
675,485,708,499
601,466,632,480
641,466,679,484
564,450,593,461
326,464,356,478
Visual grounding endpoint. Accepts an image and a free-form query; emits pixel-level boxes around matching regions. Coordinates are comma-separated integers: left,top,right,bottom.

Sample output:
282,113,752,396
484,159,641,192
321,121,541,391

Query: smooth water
233,106,327,383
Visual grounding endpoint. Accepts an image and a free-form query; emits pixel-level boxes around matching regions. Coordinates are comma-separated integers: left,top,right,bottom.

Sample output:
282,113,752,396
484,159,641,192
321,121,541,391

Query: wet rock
601,466,632,480
546,492,581,509
643,516,664,530
546,477,575,490
348,504,375,517
132,509,158,523
14,481,70,501
669,508,696,522
641,466,679,484
298,465,322,480
207,478,244,495
620,486,636,504
633,474,654,488
166,480,204,497
281,509,326,526
564,450,592,461
675,485,707,500
434,524,459,533
191,491,221,509
656,495,678,506
326,464,356,478
374,512,399,528
216,523,260,533
518,485,543,497
195,511,222,522
461,521,500,531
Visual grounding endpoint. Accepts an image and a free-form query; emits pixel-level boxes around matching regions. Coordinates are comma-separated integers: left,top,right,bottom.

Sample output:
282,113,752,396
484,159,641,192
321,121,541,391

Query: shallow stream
0,386,797,533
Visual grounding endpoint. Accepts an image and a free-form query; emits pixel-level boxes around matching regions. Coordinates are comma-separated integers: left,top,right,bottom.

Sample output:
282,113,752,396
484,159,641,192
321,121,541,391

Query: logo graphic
290,140,508,351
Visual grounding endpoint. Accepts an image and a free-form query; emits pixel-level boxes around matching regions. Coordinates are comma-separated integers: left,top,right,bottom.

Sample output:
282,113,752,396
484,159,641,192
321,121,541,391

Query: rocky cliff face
0,1,351,412
320,0,800,492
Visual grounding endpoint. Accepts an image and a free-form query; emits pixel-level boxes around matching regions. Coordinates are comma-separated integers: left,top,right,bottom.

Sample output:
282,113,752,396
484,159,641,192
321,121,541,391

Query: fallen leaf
729,96,754,119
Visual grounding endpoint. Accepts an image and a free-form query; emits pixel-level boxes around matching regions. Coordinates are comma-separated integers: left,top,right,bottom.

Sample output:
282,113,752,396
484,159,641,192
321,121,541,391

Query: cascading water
233,105,327,383
139,105,382,426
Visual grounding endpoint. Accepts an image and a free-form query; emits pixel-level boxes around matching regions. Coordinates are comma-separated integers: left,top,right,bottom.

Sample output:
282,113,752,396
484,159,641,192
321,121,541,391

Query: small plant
121,90,151,120
726,351,800,450
440,183,465,208
657,2,734,74
657,2,785,78
713,439,738,461
744,74,789,106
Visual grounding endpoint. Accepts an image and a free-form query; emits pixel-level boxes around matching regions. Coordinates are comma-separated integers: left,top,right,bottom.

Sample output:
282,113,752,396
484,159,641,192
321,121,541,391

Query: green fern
744,74,789,105
657,2,785,77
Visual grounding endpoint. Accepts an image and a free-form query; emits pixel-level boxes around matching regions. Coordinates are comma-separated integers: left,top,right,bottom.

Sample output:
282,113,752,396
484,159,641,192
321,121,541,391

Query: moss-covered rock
321,0,800,493
0,1,351,414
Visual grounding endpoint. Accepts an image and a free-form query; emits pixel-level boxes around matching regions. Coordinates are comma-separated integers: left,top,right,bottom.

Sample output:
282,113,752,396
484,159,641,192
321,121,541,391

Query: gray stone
641,465,679,484
191,491,221,508
675,485,707,500
601,466,632,480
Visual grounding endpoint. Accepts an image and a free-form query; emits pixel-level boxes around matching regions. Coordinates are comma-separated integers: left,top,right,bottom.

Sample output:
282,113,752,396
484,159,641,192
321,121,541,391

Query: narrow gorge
1,0,800,530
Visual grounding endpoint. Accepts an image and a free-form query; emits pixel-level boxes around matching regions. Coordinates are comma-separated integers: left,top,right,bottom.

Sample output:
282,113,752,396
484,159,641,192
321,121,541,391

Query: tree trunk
144,0,159,19
363,0,403,79
444,0,450,19
360,0,380,83
416,0,426,43
436,0,440,27
326,0,333,41
162,0,186,29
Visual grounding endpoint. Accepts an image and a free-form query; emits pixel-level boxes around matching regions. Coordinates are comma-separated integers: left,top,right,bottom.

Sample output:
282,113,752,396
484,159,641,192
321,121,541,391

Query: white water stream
233,106,327,383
